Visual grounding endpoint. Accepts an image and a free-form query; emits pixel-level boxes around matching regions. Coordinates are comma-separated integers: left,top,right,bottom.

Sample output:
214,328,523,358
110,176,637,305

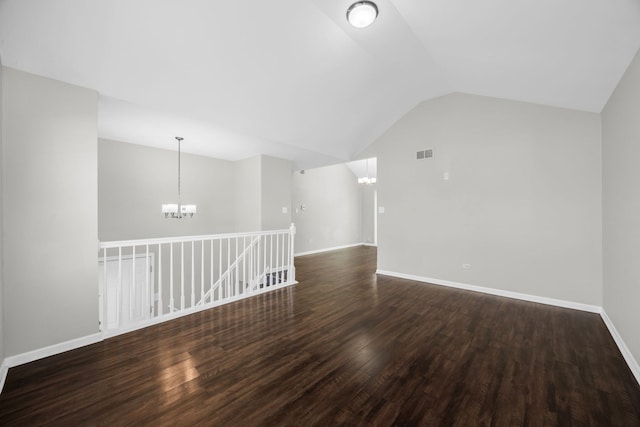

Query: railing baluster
227,238,231,299
131,245,136,321
158,244,163,316
270,234,273,287
287,230,291,283
281,234,285,283
218,239,221,301
102,248,107,331
181,241,185,310
211,239,215,304
250,239,254,292
118,247,122,327
146,244,150,319
248,238,252,293
191,240,195,308
243,236,247,294
289,223,296,282
258,236,262,289
200,240,204,305
235,237,239,296
279,233,283,283
276,233,280,284
170,243,174,314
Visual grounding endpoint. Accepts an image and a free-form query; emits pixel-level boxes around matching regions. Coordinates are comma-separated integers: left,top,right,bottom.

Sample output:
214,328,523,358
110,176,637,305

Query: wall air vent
416,149,433,160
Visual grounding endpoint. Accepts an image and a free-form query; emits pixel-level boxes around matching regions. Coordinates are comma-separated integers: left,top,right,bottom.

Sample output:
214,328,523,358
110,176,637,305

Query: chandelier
358,158,377,185
162,136,197,219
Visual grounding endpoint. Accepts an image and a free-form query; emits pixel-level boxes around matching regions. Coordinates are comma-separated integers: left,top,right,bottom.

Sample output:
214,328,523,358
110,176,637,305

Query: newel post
289,223,296,282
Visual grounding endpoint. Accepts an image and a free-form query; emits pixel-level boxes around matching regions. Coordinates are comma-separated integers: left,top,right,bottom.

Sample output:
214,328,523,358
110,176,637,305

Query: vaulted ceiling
1,0,639,169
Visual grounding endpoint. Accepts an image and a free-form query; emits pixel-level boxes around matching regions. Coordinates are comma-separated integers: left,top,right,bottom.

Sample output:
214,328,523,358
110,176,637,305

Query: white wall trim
376,270,602,313
600,310,640,386
1,277,638,393
376,270,640,385
363,243,377,247
0,361,8,395
0,279,300,393
295,243,364,257
0,333,103,393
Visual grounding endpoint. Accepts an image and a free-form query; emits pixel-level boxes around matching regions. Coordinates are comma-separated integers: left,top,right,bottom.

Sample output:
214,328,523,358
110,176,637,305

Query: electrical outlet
462,264,471,270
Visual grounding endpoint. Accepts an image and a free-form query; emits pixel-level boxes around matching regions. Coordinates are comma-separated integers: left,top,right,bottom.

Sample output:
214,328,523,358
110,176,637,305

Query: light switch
282,207,288,214
378,206,385,214
443,172,449,181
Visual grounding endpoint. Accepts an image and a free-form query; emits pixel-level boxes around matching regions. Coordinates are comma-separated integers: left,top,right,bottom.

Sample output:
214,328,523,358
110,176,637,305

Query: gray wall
360,93,602,306
602,49,640,365
293,164,362,254
261,155,292,231
100,146,293,240
361,184,376,245
0,60,4,365
99,139,236,241
234,156,262,233
2,67,99,356
233,155,293,233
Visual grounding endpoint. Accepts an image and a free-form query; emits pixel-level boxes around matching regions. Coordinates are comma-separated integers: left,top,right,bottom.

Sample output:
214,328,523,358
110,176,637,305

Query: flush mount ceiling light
347,1,378,28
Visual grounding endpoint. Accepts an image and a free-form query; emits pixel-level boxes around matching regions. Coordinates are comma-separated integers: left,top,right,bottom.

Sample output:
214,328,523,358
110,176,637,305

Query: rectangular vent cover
416,149,433,160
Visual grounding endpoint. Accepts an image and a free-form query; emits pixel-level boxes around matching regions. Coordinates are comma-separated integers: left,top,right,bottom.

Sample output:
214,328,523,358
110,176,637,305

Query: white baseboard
376,269,640,386
295,243,365,257
363,243,377,247
376,270,602,313
600,310,640,386
0,333,103,393
0,360,7,395
2,274,637,396
0,278,301,393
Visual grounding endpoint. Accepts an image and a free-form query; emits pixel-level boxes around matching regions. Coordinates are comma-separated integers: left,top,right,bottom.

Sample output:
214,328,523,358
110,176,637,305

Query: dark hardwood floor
1,246,639,426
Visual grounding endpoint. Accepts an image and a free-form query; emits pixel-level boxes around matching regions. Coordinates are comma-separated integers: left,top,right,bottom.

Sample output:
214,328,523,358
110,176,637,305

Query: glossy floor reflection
1,246,639,425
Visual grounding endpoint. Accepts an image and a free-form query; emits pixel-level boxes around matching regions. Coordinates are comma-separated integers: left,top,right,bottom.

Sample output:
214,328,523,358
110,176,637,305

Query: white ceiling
1,0,639,170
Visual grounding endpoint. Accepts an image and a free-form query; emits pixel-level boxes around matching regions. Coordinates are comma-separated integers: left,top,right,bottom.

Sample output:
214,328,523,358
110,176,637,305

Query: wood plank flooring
1,246,639,426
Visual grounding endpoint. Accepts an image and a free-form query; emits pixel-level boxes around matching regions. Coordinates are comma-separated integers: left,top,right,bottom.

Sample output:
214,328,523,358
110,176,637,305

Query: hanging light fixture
358,158,377,185
162,136,197,219
347,1,378,28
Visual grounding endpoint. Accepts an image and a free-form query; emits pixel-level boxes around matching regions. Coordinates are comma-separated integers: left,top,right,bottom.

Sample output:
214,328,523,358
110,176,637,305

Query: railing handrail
99,227,292,249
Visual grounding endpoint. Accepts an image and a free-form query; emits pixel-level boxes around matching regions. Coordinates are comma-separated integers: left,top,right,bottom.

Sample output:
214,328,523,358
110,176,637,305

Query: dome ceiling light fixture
346,1,378,28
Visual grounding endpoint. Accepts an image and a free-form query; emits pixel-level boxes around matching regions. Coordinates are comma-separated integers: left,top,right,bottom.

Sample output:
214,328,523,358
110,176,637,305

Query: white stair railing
196,235,261,306
98,224,297,337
